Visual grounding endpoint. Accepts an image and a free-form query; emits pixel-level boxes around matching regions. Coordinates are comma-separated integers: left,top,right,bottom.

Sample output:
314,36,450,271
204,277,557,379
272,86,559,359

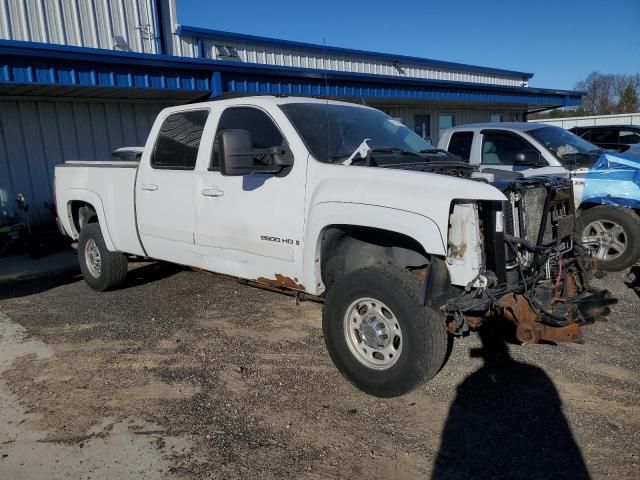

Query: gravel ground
0,259,638,479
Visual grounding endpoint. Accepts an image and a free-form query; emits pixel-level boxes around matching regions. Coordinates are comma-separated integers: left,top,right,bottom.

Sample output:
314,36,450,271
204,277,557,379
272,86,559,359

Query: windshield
279,103,439,163
528,126,601,164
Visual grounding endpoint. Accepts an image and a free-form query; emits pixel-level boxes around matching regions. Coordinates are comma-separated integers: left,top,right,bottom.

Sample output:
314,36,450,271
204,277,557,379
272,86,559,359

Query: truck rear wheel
578,206,640,272
322,265,448,397
78,223,128,291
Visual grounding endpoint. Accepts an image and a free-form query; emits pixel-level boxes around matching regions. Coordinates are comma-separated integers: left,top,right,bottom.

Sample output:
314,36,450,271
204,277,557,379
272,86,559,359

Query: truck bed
54,161,145,256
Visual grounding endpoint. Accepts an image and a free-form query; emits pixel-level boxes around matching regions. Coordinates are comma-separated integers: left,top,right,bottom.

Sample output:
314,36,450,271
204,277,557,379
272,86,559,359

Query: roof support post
210,71,223,98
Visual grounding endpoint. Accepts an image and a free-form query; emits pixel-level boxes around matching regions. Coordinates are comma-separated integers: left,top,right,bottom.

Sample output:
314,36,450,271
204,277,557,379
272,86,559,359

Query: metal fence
529,112,640,128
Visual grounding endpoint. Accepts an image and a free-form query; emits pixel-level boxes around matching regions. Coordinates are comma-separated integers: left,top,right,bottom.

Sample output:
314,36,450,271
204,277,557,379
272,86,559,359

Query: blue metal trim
0,40,582,98
0,40,581,106
0,49,211,92
221,72,582,107
176,25,535,80
211,71,223,97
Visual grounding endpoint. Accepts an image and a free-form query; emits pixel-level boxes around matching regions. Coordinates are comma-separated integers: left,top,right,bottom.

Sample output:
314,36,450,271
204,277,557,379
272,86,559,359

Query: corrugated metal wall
0,0,162,53
382,106,525,143
0,99,168,223
174,34,525,87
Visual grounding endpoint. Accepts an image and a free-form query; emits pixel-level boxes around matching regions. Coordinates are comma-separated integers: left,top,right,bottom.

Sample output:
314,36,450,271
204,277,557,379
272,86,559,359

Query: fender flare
65,188,117,251
302,202,446,295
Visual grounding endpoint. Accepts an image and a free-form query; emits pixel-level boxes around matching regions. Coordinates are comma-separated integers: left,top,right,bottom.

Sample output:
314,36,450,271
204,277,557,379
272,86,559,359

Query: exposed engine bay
444,175,617,344
380,156,617,345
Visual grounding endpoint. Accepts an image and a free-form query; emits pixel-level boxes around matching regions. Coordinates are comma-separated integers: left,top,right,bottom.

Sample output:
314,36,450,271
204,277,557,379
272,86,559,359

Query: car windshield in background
279,103,441,163
528,126,601,165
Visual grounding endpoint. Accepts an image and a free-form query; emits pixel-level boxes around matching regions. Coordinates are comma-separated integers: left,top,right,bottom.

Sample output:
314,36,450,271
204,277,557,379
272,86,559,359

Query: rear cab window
447,131,474,161
151,110,209,170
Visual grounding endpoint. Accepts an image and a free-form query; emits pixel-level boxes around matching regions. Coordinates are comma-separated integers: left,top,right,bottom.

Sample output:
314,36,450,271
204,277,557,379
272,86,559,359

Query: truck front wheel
78,223,128,291
322,265,448,397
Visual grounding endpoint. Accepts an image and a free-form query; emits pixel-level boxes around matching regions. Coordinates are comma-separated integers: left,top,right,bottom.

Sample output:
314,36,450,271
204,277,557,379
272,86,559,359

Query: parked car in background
438,123,640,271
570,125,640,153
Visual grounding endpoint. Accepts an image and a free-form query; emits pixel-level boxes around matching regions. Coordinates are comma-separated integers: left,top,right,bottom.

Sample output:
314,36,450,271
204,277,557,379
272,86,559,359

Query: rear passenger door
136,109,210,266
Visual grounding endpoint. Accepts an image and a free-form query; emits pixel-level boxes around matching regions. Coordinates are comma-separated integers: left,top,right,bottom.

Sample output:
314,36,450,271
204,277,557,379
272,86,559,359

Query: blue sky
176,0,639,90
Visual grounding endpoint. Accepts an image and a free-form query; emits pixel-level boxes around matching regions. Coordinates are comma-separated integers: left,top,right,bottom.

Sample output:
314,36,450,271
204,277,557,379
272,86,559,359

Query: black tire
78,223,128,291
322,265,448,397
577,206,640,272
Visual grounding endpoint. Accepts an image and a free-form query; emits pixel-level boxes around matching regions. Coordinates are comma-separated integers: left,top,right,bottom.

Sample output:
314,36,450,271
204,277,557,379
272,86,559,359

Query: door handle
201,188,224,197
140,184,158,191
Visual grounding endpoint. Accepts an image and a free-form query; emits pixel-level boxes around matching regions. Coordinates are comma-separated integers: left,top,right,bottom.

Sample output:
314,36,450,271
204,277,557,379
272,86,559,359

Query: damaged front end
440,177,617,344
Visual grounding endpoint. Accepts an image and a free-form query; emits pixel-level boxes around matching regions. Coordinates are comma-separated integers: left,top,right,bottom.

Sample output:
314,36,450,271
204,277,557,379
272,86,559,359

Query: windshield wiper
419,148,450,155
561,152,595,159
337,143,423,165
370,147,421,157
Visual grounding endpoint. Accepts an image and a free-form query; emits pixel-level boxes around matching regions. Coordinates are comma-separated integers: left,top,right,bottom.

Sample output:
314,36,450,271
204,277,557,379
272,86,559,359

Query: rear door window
447,131,474,161
619,129,640,145
151,110,209,170
589,129,619,144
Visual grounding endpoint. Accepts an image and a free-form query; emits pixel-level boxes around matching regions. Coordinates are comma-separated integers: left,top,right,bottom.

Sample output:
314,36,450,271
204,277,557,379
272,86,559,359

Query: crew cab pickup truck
439,123,640,271
55,97,614,397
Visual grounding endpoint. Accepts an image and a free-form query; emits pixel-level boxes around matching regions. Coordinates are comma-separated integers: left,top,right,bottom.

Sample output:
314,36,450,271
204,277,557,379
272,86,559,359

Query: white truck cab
439,123,640,271
55,97,614,396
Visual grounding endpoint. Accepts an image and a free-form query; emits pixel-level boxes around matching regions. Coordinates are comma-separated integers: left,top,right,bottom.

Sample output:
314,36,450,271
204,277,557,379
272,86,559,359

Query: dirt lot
0,259,638,480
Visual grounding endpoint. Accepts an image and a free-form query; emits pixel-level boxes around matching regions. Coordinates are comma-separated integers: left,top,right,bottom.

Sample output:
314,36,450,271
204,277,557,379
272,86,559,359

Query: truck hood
309,161,507,241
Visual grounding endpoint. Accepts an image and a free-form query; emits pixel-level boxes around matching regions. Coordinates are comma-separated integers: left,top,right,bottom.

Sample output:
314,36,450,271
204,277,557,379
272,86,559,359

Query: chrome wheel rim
84,239,102,277
581,219,627,261
343,297,402,370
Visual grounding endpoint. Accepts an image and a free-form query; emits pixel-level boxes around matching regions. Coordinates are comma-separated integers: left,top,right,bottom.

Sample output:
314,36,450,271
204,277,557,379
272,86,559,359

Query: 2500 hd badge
261,235,300,246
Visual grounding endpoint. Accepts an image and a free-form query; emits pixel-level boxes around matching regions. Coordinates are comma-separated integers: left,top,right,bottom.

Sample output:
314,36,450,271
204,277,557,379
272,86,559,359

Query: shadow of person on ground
432,324,590,480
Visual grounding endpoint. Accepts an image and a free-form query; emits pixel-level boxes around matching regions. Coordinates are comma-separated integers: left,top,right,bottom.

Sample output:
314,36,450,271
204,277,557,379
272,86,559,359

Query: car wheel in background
578,206,640,271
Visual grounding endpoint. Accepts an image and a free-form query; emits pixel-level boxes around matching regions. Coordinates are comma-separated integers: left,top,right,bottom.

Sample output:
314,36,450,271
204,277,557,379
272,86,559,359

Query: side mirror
219,129,255,176
219,129,292,176
514,150,543,167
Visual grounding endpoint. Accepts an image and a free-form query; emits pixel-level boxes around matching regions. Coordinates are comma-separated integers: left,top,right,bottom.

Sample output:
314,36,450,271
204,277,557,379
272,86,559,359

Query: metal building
0,0,582,225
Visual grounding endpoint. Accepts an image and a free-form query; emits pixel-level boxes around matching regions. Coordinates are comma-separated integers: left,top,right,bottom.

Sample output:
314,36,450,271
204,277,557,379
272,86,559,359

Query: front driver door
478,130,564,177
194,105,307,286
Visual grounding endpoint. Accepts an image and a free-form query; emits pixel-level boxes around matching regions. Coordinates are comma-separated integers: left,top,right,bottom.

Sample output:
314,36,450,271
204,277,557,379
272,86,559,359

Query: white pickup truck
55,96,614,396
438,123,640,271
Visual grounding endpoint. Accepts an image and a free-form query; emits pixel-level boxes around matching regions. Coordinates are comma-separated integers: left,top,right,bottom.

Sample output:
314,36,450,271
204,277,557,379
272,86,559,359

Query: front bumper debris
443,257,618,345
495,287,616,344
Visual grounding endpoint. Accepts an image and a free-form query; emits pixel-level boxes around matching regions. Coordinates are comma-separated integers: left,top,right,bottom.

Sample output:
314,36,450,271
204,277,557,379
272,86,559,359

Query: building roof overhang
0,40,582,110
